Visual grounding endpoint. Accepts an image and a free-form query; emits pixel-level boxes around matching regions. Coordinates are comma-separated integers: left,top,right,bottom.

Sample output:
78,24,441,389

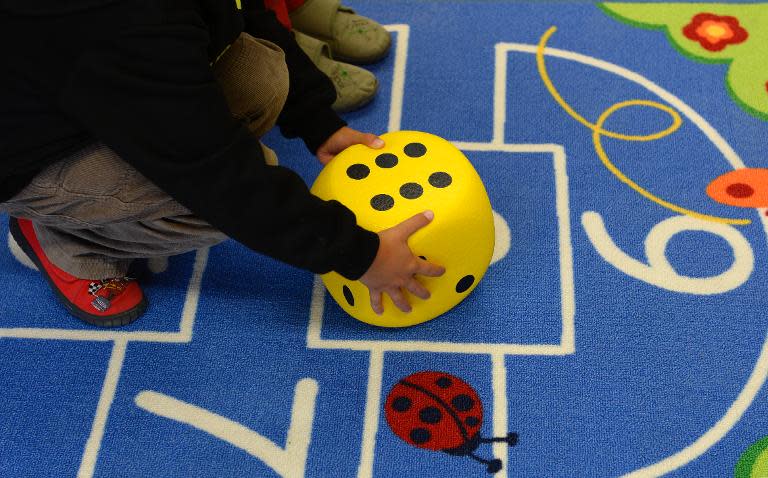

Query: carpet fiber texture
2,1,768,476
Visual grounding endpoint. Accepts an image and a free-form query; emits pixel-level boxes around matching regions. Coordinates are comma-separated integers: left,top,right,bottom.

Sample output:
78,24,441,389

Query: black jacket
0,0,379,280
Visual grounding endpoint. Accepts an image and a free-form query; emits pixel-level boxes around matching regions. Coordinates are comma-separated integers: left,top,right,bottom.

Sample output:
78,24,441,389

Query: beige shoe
290,0,391,64
294,31,378,113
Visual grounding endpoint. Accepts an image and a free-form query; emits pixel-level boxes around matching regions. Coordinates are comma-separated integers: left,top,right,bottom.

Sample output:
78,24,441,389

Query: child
0,0,445,327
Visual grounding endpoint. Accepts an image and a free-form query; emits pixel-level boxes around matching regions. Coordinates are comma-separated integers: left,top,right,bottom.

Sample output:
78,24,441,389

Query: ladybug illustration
385,371,518,473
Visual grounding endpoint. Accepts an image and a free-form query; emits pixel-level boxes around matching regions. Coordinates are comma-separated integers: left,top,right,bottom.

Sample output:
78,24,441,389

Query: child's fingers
406,278,430,300
396,211,434,239
369,290,383,315
417,260,446,278
365,134,385,149
386,288,412,313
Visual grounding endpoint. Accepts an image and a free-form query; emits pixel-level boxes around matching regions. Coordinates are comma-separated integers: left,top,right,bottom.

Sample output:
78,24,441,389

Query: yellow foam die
311,131,495,327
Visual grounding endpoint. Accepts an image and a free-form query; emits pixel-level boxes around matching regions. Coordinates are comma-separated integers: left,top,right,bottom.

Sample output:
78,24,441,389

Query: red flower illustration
683,13,748,52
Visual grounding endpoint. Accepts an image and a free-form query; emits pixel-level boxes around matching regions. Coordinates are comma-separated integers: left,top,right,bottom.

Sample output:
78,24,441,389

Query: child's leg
212,33,289,138
3,34,289,279
0,33,289,325
2,144,226,279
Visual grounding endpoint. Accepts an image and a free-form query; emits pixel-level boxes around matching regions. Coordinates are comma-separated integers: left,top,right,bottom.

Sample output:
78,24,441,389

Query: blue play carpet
3,1,768,476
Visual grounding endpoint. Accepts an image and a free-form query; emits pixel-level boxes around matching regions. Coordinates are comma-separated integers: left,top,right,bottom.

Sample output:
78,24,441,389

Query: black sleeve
58,20,378,280
240,1,346,152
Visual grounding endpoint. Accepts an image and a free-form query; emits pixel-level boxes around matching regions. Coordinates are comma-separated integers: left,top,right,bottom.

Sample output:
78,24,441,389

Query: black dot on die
342,285,354,307
465,416,480,427
419,407,442,424
371,194,394,211
452,394,474,412
375,153,398,168
346,164,370,180
400,182,423,200
435,376,452,388
391,396,412,412
404,142,427,158
429,172,452,188
456,275,475,293
410,428,431,445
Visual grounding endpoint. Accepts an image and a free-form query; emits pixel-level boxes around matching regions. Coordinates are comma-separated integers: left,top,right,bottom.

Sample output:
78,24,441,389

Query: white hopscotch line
491,353,510,478
77,340,127,478
177,247,209,341
357,351,385,478
386,25,409,134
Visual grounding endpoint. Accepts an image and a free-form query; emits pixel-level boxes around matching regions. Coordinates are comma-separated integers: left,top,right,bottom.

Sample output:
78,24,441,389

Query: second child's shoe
8,217,147,327
290,0,391,64
294,31,378,112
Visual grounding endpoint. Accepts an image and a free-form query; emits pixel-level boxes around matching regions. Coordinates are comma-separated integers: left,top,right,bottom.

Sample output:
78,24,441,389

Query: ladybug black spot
410,428,431,445
419,407,442,424
371,194,395,211
418,256,427,261
346,164,370,180
404,142,427,158
342,285,354,307
391,396,412,412
451,394,474,412
456,275,475,293
465,416,480,427
435,376,452,388
375,153,399,168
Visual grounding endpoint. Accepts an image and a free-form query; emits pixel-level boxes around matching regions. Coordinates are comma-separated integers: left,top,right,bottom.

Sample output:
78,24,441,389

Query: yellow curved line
536,26,750,226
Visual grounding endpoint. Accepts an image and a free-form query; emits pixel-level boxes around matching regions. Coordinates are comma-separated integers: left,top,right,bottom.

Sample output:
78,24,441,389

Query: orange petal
706,168,768,207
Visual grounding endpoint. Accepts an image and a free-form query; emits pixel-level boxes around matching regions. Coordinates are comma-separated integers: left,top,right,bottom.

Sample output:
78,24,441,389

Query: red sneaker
8,217,147,327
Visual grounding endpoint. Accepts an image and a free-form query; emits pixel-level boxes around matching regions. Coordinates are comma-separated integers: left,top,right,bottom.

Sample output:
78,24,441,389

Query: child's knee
213,33,289,136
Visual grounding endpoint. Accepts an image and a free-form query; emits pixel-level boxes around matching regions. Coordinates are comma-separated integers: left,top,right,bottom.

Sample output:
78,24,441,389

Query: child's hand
359,211,446,315
316,126,384,165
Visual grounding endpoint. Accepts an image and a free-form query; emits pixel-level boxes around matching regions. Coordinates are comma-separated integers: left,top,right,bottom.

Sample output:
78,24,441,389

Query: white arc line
623,330,768,477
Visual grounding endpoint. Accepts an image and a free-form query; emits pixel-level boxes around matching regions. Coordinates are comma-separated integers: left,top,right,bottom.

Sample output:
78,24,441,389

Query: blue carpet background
2,1,768,476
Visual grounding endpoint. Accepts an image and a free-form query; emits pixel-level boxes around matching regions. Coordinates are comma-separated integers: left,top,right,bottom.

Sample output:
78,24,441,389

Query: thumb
363,133,385,149
396,210,435,238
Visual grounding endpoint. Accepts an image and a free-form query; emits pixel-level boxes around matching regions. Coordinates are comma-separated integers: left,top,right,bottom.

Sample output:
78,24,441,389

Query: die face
310,131,495,327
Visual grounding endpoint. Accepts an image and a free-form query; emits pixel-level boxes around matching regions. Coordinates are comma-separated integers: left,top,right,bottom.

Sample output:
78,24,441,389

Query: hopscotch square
0,213,205,340
308,145,574,355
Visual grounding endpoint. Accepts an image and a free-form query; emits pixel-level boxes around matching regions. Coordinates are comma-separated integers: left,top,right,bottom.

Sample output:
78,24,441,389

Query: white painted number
135,378,318,478
582,211,754,294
